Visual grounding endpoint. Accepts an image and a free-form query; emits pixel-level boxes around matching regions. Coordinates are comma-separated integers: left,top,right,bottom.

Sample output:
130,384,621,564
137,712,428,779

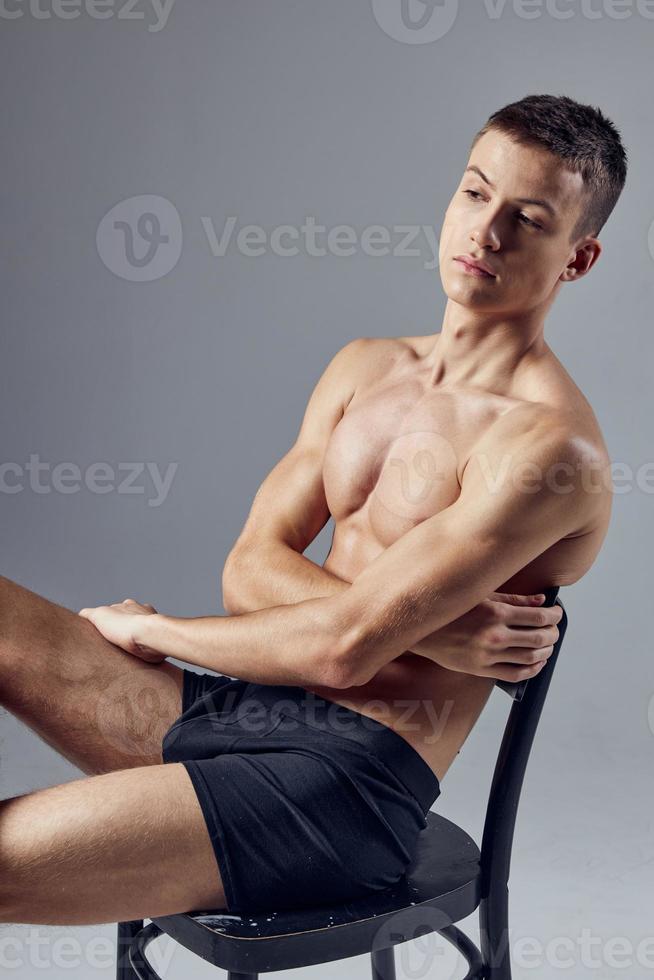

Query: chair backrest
480,586,568,897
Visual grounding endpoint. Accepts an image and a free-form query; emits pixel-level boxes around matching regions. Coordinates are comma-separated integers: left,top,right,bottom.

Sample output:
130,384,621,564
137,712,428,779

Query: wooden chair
116,586,567,980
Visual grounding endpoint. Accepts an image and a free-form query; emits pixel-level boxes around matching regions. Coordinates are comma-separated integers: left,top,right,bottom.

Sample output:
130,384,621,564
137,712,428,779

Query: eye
518,212,542,229
463,189,543,229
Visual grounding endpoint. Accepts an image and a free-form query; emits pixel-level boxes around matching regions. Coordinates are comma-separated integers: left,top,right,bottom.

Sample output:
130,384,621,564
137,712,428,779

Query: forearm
138,594,348,688
224,541,443,666
223,542,350,613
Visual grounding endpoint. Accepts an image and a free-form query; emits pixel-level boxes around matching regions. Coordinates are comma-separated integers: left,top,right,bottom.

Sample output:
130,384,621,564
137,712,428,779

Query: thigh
1,763,228,925
0,574,185,775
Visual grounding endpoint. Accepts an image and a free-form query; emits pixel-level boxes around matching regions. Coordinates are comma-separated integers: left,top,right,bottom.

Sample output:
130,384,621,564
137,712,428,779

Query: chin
443,275,499,305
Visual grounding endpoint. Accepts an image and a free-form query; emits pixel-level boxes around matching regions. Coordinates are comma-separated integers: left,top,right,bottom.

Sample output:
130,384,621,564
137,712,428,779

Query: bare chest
322,372,511,548
320,353,605,593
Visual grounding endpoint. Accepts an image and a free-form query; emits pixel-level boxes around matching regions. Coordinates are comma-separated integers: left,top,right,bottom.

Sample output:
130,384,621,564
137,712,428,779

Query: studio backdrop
1,3,652,979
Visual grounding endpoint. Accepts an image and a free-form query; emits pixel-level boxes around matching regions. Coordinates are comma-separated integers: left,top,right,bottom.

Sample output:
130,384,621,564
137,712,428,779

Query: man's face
438,129,591,314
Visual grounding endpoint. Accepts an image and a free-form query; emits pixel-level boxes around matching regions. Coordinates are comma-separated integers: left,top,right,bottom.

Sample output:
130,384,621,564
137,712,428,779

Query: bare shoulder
339,335,411,401
532,365,613,517
468,400,612,536
314,337,377,412
474,398,608,471
348,334,410,366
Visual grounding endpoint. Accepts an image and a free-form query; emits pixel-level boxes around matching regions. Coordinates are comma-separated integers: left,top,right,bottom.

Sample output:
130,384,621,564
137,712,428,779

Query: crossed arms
127,340,602,688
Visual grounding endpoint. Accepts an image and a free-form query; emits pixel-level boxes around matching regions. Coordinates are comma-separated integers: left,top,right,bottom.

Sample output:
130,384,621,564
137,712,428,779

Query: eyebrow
464,165,557,218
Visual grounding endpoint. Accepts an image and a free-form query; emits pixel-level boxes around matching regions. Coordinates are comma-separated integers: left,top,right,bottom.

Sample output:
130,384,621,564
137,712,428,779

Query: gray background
1,2,652,978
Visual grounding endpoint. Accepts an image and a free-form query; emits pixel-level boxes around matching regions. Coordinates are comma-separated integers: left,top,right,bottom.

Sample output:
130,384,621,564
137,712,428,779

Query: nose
471,216,500,251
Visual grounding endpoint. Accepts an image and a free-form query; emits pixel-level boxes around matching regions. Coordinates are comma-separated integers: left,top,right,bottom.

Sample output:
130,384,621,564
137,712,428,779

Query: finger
498,624,559,648
487,660,548,682
500,604,563,628
492,644,555,666
492,592,546,606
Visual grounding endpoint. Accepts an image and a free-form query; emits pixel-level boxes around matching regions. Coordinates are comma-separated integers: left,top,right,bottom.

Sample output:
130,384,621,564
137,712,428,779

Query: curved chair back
478,585,568,974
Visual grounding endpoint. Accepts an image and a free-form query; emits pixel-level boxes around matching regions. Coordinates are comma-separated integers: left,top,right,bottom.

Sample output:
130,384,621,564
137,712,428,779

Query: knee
0,796,28,914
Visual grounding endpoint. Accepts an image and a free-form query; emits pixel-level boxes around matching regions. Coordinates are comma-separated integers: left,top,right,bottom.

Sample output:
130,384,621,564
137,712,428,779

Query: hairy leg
0,763,228,925
0,574,185,774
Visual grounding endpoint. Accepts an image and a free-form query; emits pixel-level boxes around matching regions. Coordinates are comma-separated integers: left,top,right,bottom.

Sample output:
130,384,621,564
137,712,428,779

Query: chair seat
151,811,482,974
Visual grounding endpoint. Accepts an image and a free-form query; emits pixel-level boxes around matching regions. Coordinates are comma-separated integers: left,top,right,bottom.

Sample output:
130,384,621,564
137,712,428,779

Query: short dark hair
469,93,628,242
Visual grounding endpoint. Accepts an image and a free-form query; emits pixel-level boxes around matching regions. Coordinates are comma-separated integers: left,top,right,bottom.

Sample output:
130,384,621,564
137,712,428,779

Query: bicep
338,418,595,682
232,446,331,555
227,338,368,557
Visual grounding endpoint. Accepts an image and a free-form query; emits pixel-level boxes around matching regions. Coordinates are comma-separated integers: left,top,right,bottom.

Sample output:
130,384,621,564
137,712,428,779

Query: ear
560,238,602,282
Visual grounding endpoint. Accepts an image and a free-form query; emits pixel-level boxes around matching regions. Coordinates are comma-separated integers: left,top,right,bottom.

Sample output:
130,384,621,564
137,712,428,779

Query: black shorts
161,671,441,916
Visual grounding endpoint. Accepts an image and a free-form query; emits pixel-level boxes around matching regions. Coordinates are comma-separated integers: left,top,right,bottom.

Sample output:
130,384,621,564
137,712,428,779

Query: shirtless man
0,94,625,926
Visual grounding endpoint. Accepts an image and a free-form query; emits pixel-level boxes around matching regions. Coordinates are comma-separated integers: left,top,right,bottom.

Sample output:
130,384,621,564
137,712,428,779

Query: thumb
490,591,545,606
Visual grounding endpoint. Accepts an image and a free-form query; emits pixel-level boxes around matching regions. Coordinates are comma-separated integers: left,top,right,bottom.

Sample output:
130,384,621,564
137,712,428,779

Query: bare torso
302,333,611,782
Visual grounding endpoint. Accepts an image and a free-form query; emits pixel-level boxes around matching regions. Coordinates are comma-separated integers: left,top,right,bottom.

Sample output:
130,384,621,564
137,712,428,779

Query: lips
454,255,496,278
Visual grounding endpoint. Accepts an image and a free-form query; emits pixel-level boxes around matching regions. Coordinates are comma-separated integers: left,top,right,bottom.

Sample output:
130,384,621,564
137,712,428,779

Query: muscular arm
129,338,413,686
133,339,365,688
219,362,572,676
222,528,441,663
221,338,367,615
134,406,597,688
223,538,349,613
334,407,602,684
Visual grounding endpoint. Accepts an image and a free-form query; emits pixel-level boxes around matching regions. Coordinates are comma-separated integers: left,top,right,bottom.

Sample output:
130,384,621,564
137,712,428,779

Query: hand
78,598,166,663
409,591,563,683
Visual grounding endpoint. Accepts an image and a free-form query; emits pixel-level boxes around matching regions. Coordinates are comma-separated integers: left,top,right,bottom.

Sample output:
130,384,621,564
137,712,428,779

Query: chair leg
116,921,145,980
437,924,486,979
479,885,512,980
117,920,258,980
371,946,396,980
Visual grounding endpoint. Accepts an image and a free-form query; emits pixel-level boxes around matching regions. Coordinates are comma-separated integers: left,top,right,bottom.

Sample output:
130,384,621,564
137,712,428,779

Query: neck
423,302,550,394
